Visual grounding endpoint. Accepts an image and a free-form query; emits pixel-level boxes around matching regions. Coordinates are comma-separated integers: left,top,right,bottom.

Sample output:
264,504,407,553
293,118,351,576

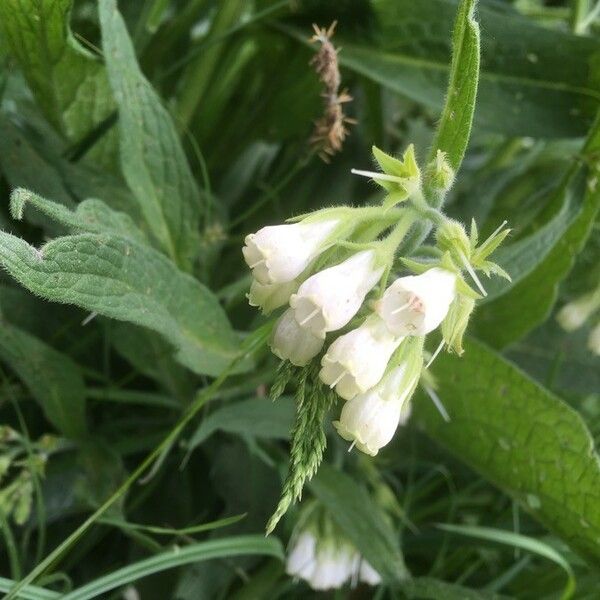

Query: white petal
271,309,324,366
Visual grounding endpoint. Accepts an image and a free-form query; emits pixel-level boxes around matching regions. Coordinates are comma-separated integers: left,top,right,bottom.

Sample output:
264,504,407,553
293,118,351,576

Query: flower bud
319,315,402,400
270,308,324,366
435,219,471,261
557,292,600,332
247,279,297,315
377,268,456,336
243,219,338,284
290,250,384,339
333,342,422,455
441,294,476,356
425,150,455,196
588,322,600,355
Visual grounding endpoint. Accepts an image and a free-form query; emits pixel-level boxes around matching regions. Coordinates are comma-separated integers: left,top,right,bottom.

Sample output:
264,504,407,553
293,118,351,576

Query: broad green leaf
428,0,479,173
338,0,600,138
0,322,86,438
186,397,295,450
98,0,202,270
417,338,600,567
310,463,409,583
0,230,243,377
0,0,117,166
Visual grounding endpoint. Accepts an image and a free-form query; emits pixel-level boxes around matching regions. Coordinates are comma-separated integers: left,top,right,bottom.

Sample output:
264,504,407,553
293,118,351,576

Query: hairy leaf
98,0,202,269
428,0,479,173
417,338,600,567
0,231,242,377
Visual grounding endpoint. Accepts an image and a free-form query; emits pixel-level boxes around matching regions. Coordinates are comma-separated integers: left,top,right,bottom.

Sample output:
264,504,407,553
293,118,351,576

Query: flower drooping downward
243,219,338,284
377,267,456,336
271,308,324,367
290,250,384,339
319,315,403,400
334,339,423,455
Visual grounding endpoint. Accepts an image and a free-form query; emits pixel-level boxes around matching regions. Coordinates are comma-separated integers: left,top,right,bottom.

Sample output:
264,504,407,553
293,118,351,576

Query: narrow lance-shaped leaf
0,0,117,166
0,322,87,439
416,338,600,567
99,0,202,270
428,0,480,174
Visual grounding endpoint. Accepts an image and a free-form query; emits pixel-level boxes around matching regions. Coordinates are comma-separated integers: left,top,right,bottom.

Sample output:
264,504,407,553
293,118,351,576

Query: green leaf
0,0,117,166
437,524,575,599
0,231,243,377
428,0,480,173
0,577,59,600
186,397,295,450
310,463,409,583
474,120,600,347
0,322,86,438
98,0,202,269
337,0,600,138
417,338,600,567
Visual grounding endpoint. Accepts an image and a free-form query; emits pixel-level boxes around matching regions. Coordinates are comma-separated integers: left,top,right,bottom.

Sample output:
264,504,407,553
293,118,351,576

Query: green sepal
442,294,476,355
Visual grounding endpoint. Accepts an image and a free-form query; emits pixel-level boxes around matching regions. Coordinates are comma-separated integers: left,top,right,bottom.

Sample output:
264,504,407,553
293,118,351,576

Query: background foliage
0,0,599,598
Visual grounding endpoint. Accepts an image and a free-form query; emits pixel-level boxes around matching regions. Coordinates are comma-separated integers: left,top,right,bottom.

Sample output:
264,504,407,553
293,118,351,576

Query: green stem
4,325,272,600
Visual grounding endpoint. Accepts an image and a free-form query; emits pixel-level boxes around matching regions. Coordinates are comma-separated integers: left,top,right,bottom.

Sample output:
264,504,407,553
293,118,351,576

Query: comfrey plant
285,503,381,591
243,145,510,532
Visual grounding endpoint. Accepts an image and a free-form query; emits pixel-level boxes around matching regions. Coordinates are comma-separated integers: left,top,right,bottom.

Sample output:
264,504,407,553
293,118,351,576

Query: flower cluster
286,520,380,590
243,146,509,456
556,283,600,355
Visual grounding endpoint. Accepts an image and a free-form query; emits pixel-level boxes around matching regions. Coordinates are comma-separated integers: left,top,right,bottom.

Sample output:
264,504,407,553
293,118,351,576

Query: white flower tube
286,532,355,591
290,250,384,339
286,532,318,581
270,308,324,366
247,279,297,315
588,322,600,355
557,292,600,332
333,345,422,455
377,267,456,336
243,219,338,284
320,316,403,400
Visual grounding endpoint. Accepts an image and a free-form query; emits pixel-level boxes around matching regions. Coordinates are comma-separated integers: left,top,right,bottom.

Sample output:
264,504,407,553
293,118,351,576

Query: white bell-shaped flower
320,315,403,400
270,308,324,366
334,359,420,456
309,546,355,590
286,532,355,591
377,267,456,336
243,219,338,284
286,531,318,581
247,279,297,315
557,292,600,331
290,250,383,339
588,322,600,355
358,559,382,586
